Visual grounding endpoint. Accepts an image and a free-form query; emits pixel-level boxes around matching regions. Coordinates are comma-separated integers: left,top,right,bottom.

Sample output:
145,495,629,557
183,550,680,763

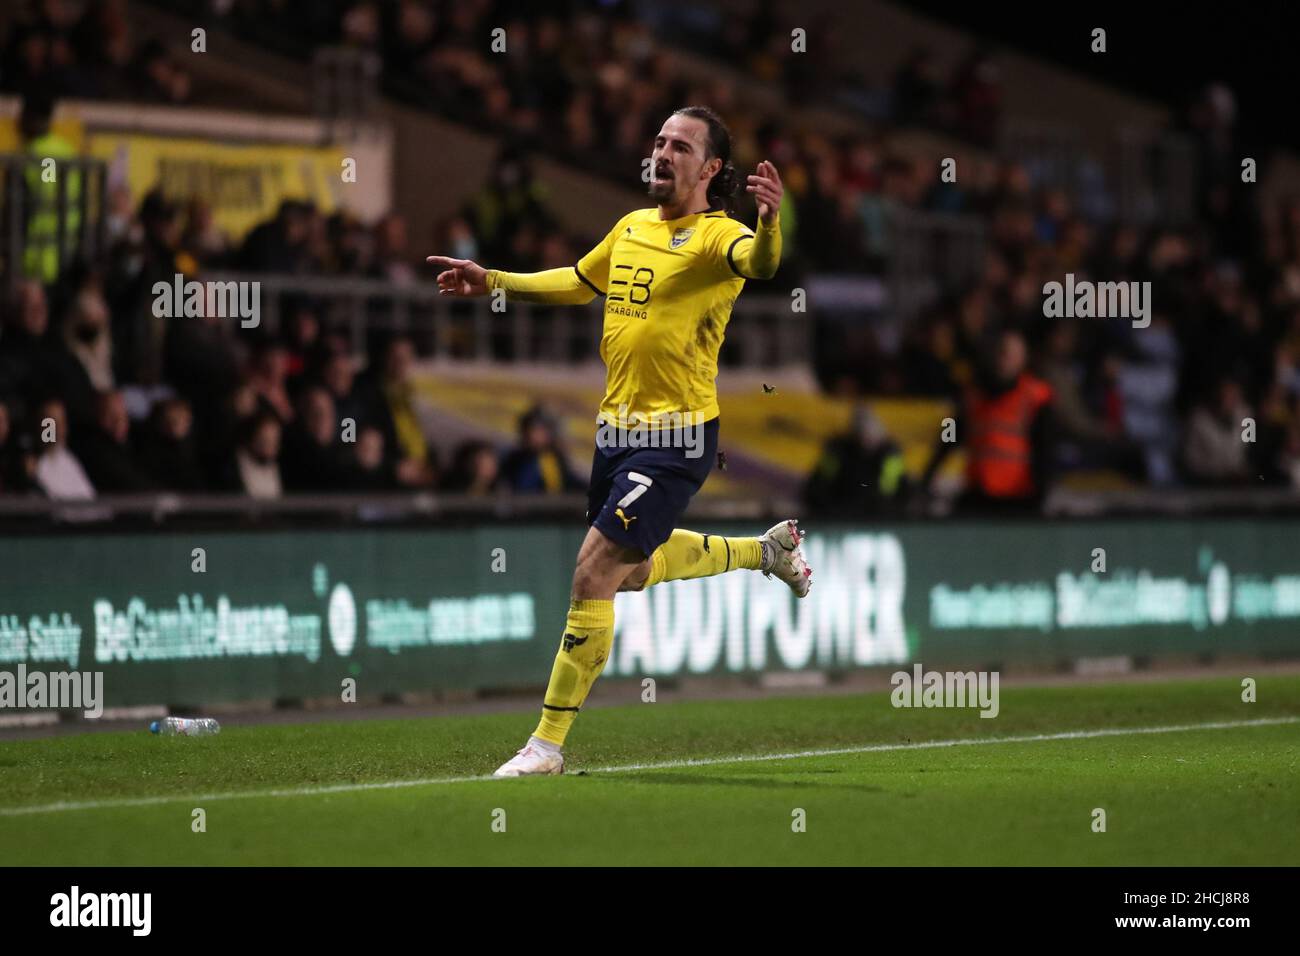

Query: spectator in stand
356,334,437,488
1037,322,1144,479
179,197,230,269
0,279,96,430
902,315,959,398
71,0,133,94
1183,377,1253,485
1,22,75,101
466,145,553,266
226,411,283,499
324,209,375,276
74,389,157,492
138,396,204,491
247,338,295,424
162,300,243,449
443,439,501,495
61,278,115,393
29,397,95,500
371,213,418,285
132,39,191,103
0,281,45,402
1117,316,1183,486
110,189,183,385
351,425,396,491
281,385,354,491
313,346,365,430
921,328,1055,513
437,214,480,265
804,406,909,517
499,404,582,494
17,93,83,284
204,375,259,479
281,299,321,384
300,203,332,274
238,199,311,273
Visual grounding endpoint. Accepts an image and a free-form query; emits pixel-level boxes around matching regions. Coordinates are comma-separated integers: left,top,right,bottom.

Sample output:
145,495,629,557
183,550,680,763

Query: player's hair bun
711,160,738,212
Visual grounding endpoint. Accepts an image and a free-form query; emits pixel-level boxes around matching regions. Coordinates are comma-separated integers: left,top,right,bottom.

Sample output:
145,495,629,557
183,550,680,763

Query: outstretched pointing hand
427,255,489,297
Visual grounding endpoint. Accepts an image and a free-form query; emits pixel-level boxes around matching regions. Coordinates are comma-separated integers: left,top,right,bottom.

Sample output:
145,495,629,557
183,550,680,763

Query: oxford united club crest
670,227,695,249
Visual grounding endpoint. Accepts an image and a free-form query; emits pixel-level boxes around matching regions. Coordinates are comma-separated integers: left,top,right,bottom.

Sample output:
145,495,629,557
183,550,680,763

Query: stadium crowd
3,0,1300,509
0,261,586,499
197,0,1300,496
1,0,193,105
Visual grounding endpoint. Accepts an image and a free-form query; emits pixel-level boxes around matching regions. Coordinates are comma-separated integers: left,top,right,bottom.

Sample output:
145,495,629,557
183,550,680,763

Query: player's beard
647,177,675,201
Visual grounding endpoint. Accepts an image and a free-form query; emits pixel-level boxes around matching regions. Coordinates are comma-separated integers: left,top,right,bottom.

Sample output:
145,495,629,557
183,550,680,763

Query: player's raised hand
426,255,489,296
746,160,783,224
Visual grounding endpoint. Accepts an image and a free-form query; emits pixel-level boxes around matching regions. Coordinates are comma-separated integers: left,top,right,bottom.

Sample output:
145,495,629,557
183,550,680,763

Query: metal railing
0,485,1295,530
998,118,1200,228
0,491,785,528
1000,117,1087,197
312,47,382,126
1045,485,1300,517
0,155,108,292
1116,126,1198,227
204,271,813,367
886,207,986,319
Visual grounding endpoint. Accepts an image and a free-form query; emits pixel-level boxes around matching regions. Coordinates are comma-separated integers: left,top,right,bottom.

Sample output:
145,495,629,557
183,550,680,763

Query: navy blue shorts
586,418,720,557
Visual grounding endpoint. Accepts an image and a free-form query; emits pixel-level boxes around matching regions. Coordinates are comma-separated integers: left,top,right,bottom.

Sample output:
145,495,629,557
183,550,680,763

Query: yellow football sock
645,529,764,587
533,599,615,746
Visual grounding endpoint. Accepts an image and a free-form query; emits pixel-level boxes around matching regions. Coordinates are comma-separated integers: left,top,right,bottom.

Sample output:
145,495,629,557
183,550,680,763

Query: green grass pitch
1,675,1297,865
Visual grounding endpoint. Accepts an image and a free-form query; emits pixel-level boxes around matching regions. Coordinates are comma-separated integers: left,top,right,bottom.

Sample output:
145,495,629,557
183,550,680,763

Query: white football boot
761,519,813,598
493,739,565,777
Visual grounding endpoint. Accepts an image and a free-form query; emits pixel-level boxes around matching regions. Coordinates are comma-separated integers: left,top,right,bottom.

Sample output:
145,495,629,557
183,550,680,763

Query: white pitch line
0,715,1294,818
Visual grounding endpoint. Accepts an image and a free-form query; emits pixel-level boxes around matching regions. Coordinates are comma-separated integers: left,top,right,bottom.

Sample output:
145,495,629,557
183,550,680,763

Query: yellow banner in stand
0,116,85,153
85,131,345,239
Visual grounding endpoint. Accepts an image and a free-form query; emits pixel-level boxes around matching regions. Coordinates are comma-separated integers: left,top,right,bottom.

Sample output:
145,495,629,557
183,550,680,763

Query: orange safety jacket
964,374,1053,498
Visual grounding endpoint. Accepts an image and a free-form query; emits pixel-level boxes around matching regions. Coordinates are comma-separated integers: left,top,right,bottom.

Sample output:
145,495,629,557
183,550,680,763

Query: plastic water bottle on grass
150,717,221,737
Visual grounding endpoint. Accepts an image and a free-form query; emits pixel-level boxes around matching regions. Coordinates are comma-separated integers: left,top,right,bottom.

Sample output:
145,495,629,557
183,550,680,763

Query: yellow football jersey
485,205,781,428
577,208,774,426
